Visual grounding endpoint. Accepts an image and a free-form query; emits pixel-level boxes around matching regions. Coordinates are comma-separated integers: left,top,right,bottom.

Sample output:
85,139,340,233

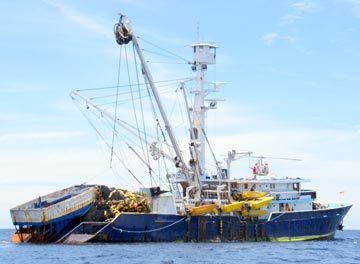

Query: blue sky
1,0,359,229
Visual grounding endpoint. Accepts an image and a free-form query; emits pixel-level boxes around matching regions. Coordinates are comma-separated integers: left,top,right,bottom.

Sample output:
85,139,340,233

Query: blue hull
65,204,351,242
265,205,352,241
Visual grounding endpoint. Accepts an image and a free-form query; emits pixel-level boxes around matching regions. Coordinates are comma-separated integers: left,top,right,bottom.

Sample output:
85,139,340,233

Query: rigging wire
172,84,192,163
145,79,165,186
146,61,189,65
130,41,155,186
83,87,180,111
110,45,123,166
70,36,201,190
103,43,158,188
71,97,143,188
141,72,167,145
142,48,187,62
133,42,147,160
74,77,193,92
201,127,222,176
137,49,179,187
127,144,167,187
138,36,191,64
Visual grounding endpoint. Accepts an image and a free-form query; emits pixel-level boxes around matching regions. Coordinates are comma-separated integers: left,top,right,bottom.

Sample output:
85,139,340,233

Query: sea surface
1,229,359,264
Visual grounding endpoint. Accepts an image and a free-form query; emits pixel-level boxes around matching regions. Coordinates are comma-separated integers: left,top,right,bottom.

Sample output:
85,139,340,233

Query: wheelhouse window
293,183,299,191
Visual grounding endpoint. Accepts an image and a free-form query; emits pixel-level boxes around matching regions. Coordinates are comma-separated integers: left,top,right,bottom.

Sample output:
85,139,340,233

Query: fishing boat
10,185,97,242
11,14,352,243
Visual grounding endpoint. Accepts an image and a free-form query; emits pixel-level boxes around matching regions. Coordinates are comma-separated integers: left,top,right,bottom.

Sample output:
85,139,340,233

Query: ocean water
1,229,359,264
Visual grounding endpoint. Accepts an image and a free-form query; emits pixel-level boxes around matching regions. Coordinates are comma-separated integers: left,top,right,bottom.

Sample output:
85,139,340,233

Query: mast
115,15,202,200
190,43,218,176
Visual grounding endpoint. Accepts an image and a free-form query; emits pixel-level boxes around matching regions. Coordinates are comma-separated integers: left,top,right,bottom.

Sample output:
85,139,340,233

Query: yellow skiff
190,203,217,215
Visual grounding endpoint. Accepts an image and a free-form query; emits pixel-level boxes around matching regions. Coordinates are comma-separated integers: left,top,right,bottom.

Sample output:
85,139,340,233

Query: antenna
196,22,200,42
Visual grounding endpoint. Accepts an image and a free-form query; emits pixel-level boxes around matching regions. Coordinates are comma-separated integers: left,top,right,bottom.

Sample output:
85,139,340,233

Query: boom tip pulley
114,20,132,45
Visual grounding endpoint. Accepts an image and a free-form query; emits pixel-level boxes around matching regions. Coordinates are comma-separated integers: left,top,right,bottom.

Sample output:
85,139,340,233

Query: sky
0,0,359,229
